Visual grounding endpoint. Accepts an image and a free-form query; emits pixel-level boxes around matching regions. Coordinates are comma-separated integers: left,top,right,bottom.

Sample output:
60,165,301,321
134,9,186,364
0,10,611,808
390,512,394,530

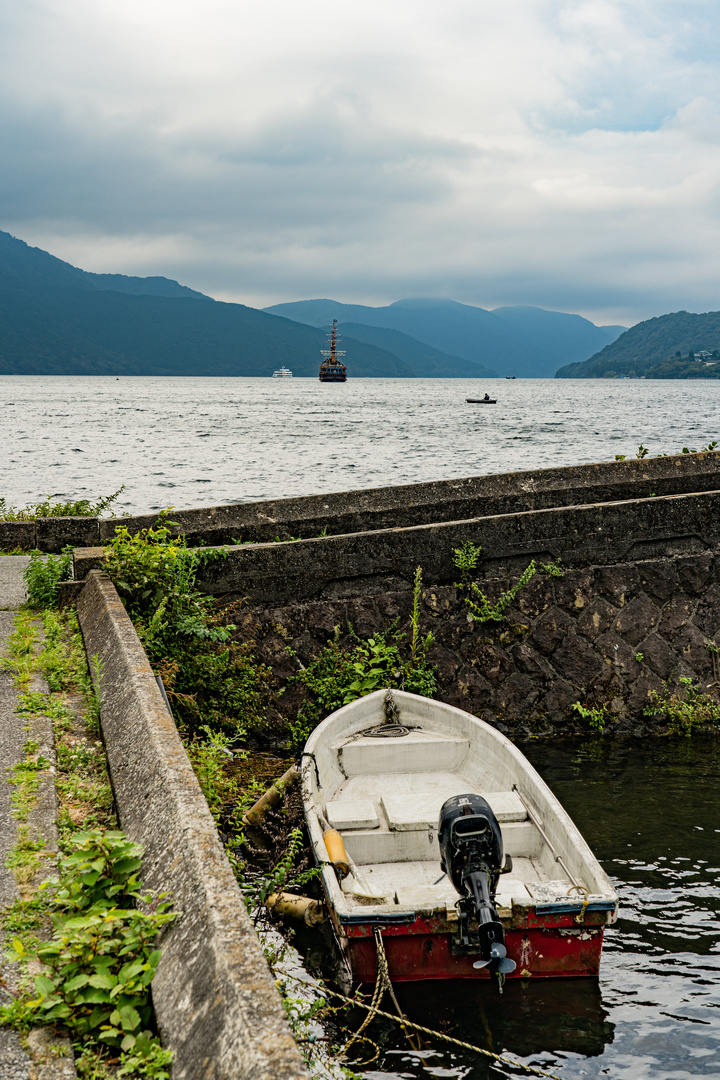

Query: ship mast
320,319,346,366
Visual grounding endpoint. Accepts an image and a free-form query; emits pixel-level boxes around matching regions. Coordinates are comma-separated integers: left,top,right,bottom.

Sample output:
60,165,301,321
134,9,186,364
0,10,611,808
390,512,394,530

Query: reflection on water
354,977,613,1079
307,738,720,1079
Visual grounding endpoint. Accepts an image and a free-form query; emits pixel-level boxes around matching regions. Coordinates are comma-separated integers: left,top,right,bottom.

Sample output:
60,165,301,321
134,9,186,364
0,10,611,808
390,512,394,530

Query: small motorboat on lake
467,396,496,403
301,690,618,987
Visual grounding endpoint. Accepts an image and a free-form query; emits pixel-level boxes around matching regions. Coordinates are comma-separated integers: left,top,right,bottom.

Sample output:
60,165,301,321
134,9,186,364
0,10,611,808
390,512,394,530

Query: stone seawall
105,451,720,545
66,457,720,734
236,549,720,738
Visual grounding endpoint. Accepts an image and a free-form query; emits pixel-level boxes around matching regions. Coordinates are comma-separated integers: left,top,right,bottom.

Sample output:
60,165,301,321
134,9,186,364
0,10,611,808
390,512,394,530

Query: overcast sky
3,0,720,325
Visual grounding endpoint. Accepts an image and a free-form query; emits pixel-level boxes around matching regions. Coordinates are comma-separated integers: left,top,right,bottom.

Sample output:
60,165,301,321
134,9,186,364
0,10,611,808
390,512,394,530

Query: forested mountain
0,229,209,301
265,298,626,378
339,322,497,378
0,231,413,377
556,311,720,379
492,306,625,367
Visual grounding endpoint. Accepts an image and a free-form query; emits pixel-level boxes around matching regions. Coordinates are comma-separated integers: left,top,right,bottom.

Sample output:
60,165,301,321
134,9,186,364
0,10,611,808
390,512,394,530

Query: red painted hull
340,912,606,982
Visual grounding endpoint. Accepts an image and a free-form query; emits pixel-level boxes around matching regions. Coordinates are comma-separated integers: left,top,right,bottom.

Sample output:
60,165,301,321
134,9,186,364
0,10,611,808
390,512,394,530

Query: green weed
240,828,320,909
682,441,719,454
572,701,610,734
0,610,40,688
23,547,74,608
186,727,242,821
2,830,175,1060
615,441,718,461
0,487,125,521
5,824,49,884
8,740,50,822
453,543,563,624
291,570,437,743
644,676,720,735
452,540,483,587
103,521,268,737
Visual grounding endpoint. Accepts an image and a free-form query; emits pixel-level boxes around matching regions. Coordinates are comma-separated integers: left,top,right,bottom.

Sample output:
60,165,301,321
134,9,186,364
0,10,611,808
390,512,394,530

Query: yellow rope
282,940,569,1080
340,927,420,1058
566,884,591,924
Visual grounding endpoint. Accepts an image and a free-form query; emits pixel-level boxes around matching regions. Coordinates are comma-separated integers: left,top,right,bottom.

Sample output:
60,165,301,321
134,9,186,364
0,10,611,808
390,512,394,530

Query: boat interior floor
324,767,573,913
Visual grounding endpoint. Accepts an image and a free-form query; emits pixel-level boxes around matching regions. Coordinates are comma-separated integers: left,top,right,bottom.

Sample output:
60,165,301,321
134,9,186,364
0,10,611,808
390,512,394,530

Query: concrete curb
75,571,309,1080
188,487,720,604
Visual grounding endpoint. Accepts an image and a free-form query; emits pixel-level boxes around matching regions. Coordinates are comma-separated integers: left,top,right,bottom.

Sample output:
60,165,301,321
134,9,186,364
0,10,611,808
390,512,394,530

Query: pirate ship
319,320,347,382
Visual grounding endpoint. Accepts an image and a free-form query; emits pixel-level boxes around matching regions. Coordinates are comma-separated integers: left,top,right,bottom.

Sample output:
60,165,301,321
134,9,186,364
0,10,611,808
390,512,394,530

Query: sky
2,0,720,326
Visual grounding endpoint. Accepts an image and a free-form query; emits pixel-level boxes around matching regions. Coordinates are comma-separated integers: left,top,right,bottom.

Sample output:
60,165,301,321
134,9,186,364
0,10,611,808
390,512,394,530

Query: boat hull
341,914,606,982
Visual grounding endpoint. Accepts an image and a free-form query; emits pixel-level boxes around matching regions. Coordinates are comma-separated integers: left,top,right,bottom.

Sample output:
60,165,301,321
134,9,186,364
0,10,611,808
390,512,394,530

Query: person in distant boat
483,393,490,401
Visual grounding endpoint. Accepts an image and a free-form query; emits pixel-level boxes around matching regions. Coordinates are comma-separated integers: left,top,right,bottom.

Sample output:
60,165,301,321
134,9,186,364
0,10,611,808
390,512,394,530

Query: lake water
1,376,719,515
335,736,720,1080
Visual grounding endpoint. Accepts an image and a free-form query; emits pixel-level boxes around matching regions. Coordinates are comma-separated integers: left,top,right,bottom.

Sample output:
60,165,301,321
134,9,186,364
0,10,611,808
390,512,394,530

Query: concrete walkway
0,557,75,1079
0,557,34,1078
0,557,30,612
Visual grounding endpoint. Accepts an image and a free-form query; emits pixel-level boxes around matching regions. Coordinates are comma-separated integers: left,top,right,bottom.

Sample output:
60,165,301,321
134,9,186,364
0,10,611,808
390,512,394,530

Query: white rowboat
301,689,618,985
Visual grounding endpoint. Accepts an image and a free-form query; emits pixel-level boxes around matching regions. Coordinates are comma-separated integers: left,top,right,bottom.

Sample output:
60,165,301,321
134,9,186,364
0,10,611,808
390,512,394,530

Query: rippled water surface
331,738,720,1080
1,377,720,513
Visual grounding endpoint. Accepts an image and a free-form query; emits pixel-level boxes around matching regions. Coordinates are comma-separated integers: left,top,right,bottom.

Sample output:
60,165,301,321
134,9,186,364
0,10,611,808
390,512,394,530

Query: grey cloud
4,0,720,326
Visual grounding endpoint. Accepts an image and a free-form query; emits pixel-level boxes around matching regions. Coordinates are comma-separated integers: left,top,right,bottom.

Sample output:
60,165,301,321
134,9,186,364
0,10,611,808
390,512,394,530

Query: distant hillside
0,229,210,301
337,323,497,378
85,272,210,300
265,298,625,378
0,231,413,377
556,311,720,378
491,306,625,369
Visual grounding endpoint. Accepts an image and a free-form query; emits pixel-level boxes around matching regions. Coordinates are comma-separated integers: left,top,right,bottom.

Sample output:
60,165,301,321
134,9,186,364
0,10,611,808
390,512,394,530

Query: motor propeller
473,942,516,975
438,794,517,991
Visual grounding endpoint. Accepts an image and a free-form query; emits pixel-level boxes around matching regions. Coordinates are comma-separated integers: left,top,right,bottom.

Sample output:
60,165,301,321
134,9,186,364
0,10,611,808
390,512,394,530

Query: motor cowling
438,794,516,988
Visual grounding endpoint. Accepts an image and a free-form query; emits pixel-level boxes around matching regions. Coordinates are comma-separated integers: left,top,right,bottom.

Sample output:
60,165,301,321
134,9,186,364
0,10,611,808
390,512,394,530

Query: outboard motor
438,794,516,989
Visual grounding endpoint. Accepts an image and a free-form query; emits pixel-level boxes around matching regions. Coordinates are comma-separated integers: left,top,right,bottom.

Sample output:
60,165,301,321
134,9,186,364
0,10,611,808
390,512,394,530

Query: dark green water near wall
350,737,720,1080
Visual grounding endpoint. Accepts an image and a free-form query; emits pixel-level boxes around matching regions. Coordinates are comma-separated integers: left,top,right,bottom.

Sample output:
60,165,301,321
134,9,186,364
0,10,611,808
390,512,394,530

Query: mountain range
0,230,422,377
0,229,626,378
264,298,626,379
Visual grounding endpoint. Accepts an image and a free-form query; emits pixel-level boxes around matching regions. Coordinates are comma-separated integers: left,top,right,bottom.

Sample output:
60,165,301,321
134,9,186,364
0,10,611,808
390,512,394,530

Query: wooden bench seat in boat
325,799,379,830
381,790,527,830
340,819,542,865
327,790,521,832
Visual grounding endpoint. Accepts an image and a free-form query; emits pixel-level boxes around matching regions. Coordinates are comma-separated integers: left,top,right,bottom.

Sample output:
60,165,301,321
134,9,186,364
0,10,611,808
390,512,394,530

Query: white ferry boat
272,366,293,378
